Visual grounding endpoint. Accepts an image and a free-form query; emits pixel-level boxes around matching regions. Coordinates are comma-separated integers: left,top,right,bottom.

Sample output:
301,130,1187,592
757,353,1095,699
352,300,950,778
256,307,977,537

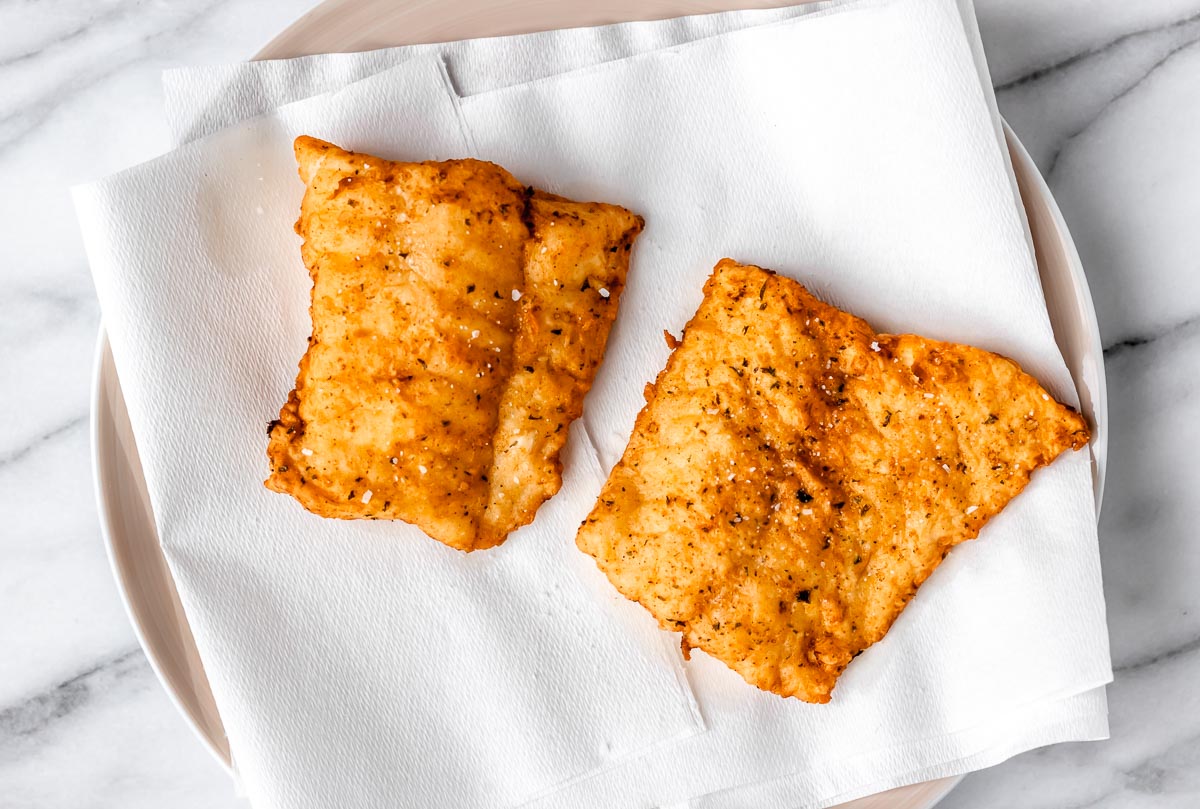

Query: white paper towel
76,55,705,809
77,1,1113,807
446,0,1113,805
162,2,839,144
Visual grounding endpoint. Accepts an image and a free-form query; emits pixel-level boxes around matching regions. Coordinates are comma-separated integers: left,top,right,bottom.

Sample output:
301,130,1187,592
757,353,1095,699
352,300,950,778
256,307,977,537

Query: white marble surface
1,1,1197,806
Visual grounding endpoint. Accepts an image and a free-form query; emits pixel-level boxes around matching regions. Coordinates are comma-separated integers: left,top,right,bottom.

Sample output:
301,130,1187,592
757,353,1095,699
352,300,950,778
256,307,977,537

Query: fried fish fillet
266,137,642,551
576,259,1090,702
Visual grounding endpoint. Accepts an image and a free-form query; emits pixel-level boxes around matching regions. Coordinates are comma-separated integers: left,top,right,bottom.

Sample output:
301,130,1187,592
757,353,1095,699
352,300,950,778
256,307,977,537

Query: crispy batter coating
576,259,1090,702
266,137,641,551
482,194,641,544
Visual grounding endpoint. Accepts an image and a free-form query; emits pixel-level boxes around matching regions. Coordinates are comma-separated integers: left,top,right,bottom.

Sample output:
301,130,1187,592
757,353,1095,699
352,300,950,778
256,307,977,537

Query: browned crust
476,196,644,547
266,136,642,550
576,258,1089,701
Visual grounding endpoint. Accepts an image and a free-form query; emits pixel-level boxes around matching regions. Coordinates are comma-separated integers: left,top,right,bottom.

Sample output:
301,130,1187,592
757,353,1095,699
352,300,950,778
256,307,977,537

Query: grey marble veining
2,1,1199,806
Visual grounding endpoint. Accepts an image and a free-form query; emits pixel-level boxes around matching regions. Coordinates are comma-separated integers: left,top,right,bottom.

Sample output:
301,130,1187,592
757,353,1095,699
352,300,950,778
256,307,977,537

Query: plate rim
90,4,1109,804
90,331,234,770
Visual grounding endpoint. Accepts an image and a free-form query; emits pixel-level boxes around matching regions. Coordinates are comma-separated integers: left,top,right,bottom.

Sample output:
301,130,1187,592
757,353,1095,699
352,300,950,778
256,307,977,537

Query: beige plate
91,1,1108,805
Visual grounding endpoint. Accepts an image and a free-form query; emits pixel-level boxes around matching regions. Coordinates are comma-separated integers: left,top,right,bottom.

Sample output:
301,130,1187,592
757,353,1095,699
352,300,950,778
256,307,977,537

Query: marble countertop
2,1,1198,806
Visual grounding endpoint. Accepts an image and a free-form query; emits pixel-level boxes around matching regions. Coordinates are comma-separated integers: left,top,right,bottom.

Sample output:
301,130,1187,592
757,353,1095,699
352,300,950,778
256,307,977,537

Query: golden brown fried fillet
266,136,640,551
576,259,1089,702
479,195,643,547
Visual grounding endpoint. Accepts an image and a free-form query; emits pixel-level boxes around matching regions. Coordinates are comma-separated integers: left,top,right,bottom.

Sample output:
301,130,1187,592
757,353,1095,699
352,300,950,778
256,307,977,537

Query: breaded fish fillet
576,259,1090,702
266,137,642,551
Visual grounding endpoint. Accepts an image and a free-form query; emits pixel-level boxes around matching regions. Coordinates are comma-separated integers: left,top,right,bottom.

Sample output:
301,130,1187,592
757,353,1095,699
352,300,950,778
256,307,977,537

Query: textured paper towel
80,1,1113,807
447,0,1113,804
76,55,704,809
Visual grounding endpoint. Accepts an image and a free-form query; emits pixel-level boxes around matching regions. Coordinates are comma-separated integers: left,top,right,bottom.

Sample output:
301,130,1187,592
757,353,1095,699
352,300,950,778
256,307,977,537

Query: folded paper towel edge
672,685,1110,809
160,0,868,144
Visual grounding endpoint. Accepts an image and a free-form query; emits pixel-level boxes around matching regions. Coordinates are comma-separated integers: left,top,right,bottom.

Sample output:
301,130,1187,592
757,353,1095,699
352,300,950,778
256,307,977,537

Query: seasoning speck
361,490,373,504
870,341,880,352
511,289,522,301
599,287,610,299
300,448,313,457
418,465,428,475
923,393,935,399
966,505,979,514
